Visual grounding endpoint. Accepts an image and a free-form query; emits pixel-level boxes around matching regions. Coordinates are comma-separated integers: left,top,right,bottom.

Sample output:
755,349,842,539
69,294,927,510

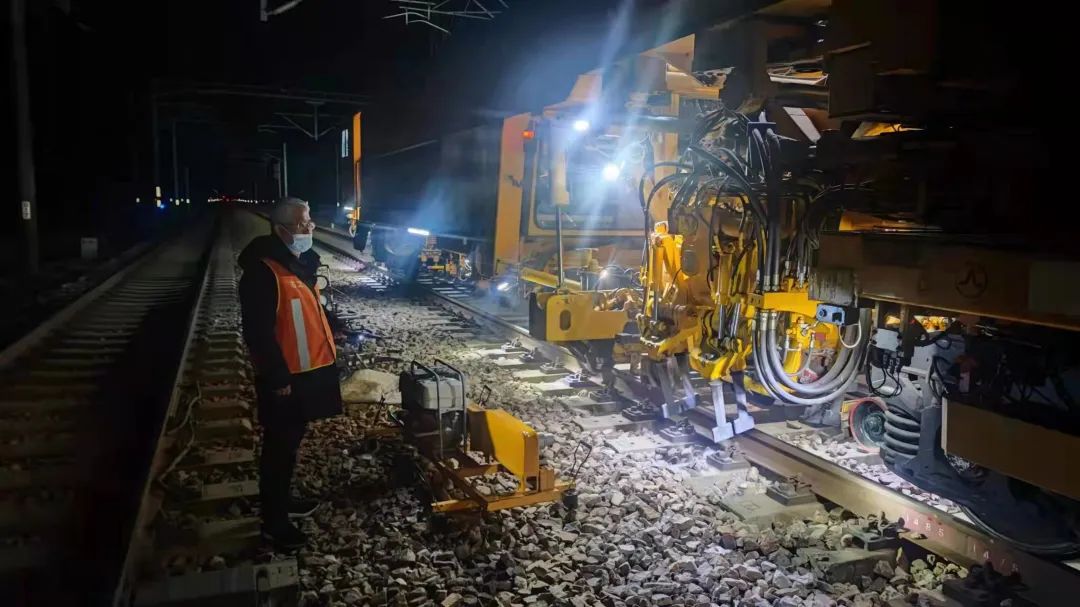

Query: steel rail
737,430,1077,607
298,211,1080,606
0,219,219,601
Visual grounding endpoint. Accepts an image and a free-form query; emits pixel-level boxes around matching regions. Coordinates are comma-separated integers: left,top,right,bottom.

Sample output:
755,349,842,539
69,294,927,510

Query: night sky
5,0,731,261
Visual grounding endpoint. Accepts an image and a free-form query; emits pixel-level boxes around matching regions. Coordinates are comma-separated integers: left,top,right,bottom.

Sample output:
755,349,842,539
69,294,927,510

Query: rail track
307,220,1080,607
115,212,297,606
5,207,1072,605
0,211,297,606
0,219,216,602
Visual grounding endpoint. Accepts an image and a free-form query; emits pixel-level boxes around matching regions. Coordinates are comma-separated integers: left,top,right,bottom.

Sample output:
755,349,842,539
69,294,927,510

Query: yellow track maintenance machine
345,38,718,376
348,0,1078,555
623,0,1079,556
521,35,727,376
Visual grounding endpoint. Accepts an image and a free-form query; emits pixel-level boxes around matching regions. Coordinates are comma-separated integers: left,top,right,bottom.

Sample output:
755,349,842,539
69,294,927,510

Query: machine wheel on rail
868,312,1080,556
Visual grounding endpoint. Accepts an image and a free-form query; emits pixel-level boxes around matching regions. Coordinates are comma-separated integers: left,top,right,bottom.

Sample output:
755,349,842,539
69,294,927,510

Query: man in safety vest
239,197,343,549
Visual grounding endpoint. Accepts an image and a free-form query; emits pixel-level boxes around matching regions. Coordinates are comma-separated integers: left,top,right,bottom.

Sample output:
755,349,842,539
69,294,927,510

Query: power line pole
152,98,160,202
171,120,180,203
282,141,289,197
183,166,191,203
276,159,282,198
11,0,39,274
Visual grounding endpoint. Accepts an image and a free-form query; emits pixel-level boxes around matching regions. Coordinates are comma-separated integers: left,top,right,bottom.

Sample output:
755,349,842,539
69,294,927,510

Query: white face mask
286,233,313,256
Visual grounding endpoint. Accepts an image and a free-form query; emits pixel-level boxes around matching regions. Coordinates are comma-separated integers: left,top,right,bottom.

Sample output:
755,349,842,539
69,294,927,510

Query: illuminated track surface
309,222,1080,606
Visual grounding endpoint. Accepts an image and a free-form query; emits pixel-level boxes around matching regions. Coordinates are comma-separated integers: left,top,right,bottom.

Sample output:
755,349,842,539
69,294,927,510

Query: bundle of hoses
751,308,871,405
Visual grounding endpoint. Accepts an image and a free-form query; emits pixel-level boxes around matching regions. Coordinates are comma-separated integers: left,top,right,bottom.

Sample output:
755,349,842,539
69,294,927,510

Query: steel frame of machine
385,360,571,514
430,404,570,513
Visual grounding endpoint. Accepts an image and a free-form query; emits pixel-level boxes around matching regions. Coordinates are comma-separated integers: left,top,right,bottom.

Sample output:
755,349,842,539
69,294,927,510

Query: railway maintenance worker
238,196,343,549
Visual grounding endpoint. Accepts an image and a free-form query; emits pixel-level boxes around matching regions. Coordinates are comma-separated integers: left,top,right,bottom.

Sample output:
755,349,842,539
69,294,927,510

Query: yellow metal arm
520,267,582,291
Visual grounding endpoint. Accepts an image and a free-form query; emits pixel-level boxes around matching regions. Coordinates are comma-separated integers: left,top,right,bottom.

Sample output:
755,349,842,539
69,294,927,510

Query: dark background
5,0,729,267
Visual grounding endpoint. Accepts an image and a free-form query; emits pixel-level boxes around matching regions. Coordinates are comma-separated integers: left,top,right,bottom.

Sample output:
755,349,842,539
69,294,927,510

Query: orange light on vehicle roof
522,129,535,140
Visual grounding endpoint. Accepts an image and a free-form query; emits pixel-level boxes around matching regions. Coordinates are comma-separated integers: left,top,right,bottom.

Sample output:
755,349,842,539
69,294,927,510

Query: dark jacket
238,234,343,426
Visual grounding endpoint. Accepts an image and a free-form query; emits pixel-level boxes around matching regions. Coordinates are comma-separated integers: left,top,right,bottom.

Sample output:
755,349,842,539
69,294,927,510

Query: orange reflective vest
262,258,337,374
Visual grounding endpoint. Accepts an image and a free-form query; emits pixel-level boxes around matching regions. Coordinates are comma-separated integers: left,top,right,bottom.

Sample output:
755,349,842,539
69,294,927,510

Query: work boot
288,497,320,519
261,520,307,550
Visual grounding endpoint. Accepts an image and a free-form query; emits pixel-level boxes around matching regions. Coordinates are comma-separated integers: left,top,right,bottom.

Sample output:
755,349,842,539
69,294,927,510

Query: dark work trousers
260,419,308,526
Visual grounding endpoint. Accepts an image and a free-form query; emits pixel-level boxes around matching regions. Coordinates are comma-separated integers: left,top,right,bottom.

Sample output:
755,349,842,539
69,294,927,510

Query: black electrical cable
685,142,770,291
670,171,707,215
640,171,694,225
1030,386,1054,406
867,364,889,397
687,144,764,222
766,130,784,289
913,322,961,349
691,108,726,141
713,147,751,177
701,308,715,349
747,128,775,288
886,359,904,397
728,245,748,293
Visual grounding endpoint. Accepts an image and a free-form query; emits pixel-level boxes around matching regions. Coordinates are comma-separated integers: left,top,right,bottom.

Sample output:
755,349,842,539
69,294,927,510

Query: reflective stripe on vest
262,258,336,374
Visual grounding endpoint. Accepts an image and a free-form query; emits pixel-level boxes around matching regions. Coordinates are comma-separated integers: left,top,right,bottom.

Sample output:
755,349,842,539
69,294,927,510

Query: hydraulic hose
762,311,861,395
687,144,765,222
754,338,863,406
766,131,784,290
747,129,774,289
685,141,770,291
767,315,856,392
751,310,870,405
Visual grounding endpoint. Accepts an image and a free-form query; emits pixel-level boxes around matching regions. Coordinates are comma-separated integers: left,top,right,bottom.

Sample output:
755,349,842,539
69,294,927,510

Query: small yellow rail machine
394,360,572,513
